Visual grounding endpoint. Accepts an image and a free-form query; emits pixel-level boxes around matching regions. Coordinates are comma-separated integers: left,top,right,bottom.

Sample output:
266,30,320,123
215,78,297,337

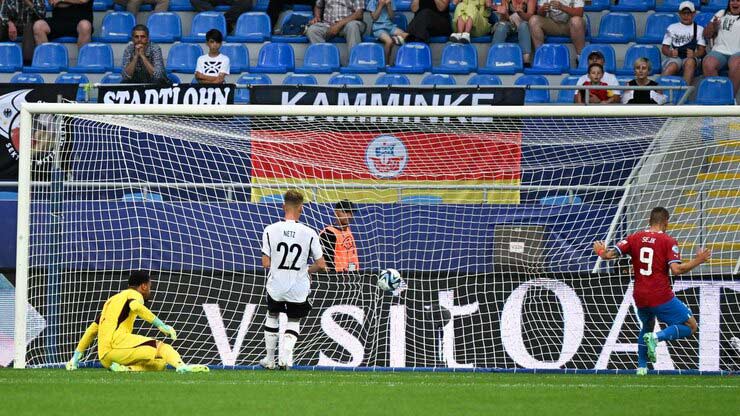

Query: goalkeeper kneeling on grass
65,271,208,373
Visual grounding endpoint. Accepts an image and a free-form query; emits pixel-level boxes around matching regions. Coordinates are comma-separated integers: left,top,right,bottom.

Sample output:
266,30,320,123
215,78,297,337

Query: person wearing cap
661,1,706,86
529,0,586,58
573,50,621,103
319,200,360,273
702,0,740,95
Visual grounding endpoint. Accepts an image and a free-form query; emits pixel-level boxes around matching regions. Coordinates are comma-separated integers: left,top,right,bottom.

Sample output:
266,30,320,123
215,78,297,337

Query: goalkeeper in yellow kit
65,271,208,373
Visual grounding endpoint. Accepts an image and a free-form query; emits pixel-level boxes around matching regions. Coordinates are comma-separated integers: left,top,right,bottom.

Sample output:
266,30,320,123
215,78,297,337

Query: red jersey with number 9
615,230,682,308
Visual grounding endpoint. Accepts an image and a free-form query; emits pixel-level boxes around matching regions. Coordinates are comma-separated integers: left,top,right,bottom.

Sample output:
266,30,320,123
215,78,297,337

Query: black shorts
266,294,312,319
47,17,92,40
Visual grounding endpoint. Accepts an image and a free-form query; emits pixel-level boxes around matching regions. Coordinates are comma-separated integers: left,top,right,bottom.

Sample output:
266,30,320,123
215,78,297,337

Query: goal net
13,104,740,373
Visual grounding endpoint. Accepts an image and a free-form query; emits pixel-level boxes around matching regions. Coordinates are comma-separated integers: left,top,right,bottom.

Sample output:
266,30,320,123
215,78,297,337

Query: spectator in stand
190,0,253,34
396,0,451,43
529,0,585,57
114,0,170,15
661,1,705,86
267,0,316,32
367,0,409,64
32,0,93,51
0,0,45,64
575,63,615,104
574,50,621,103
622,57,667,104
195,29,230,84
492,0,536,66
306,0,365,52
702,0,740,94
450,0,491,44
121,24,168,84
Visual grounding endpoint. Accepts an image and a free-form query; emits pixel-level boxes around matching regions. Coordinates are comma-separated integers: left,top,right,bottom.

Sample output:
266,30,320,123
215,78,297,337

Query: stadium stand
432,43,478,74
616,45,662,76
250,43,295,73
656,75,688,104
556,75,581,103
294,43,341,74
235,73,272,103
11,73,45,83
55,73,90,102
328,73,364,85
283,73,318,85
340,43,386,74
147,12,183,43
695,77,736,105
68,43,115,73
466,74,502,85
182,12,227,43
524,44,571,75
95,12,136,43
515,74,550,103
23,43,68,73
421,73,456,85
228,12,272,42
166,43,203,73
571,44,616,75
636,12,678,44
478,44,523,75
0,43,23,73
386,43,432,74
375,73,410,85
220,43,250,73
590,12,637,44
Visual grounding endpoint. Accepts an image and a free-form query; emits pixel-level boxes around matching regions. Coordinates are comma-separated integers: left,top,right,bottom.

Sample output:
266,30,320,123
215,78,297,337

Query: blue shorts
637,296,692,327
705,50,740,70
372,22,398,39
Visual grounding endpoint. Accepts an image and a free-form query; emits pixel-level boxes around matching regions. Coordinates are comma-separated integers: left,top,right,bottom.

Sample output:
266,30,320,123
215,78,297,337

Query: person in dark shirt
319,200,359,272
396,0,451,43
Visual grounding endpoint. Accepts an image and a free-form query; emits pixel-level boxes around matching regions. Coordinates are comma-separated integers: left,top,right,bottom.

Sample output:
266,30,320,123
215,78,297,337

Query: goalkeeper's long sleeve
129,299,157,323
75,322,99,353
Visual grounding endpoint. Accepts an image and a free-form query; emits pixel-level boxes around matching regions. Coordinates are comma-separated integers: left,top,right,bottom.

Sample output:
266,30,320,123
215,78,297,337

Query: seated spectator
661,1,705,86
32,0,93,50
268,0,316,33
450,0,491,44
575,63,615,104
397,0,451,43
492,0,536,66
574,50,620,103
622,57,667,104
195,29,230,84
367,0,408,64
190,0,253,34
306,0,365,52
0,0,45,64
529,0,585,58
121,24,168,84
702,0,739,94
114,0,170,15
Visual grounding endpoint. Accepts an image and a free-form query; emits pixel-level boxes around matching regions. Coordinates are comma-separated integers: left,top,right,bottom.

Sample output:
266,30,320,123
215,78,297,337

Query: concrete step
697,172,740,181
706,155,740,164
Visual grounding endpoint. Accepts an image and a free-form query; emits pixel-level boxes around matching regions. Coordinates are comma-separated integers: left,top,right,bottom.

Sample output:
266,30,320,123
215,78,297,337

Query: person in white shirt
529,0,586,57
259,189,326,370
702,0,740,94
194,29,230,84
574,50,621,103
661,1,706,86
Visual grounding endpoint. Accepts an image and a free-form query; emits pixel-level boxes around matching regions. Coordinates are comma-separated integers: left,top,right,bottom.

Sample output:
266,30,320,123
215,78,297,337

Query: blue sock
637,328,649,368
656,324,692,342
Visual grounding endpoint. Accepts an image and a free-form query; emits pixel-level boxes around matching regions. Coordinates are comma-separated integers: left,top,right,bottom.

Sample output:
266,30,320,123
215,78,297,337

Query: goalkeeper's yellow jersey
97,288,156,358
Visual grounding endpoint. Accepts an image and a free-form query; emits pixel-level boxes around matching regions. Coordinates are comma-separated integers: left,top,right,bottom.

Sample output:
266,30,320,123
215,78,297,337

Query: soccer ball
377,268,402,292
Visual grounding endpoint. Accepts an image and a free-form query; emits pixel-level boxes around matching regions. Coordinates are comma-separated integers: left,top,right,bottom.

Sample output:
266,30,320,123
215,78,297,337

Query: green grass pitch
1,369,738,415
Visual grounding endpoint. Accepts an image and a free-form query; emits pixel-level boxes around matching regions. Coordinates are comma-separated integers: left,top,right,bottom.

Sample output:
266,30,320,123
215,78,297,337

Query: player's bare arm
670,248,711,275
262,254,271,269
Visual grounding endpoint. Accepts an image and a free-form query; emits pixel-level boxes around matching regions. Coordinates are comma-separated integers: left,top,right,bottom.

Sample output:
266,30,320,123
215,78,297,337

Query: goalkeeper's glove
153,318,177,341
65,351,82,371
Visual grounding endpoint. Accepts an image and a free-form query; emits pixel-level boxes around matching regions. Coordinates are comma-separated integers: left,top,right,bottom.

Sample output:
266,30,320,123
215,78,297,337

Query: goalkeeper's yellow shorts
100,334,157,368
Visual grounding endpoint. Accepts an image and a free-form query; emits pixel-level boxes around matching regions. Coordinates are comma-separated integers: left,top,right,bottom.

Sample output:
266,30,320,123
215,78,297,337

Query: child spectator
195,29,231,84
367,0,408,64
576,63,613,104
450,0,492,43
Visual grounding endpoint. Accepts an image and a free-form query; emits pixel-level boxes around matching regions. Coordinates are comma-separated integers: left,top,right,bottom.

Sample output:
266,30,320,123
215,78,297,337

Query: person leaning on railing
622,57,667,105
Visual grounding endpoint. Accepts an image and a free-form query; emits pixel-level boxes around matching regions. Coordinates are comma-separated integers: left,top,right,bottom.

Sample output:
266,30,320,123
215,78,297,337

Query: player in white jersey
259,189,326,370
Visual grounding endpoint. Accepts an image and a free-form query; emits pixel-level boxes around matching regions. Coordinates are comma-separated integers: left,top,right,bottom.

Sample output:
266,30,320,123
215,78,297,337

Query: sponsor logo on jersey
365,135,408,178
672,245,680,254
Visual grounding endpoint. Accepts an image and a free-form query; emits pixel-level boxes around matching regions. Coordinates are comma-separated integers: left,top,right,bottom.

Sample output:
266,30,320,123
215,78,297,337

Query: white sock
281,320,300,364
264,314,279,360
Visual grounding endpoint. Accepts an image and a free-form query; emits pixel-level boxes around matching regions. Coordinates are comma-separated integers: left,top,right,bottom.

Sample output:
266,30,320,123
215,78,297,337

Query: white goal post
14,103,740,372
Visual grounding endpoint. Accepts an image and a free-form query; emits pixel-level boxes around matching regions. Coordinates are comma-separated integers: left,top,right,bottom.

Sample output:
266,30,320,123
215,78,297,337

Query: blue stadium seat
254,0,269,11
95,12,135,43
570,44,616,75
283,74,318,84
147,13,182,42
260,194,284,203
228,12,271,42
656,0,700,12
168,73,182,83
340,43,385,74
0,192,18,201
93,0,112,11
220,43,249,73
616,45,661,75
182,12,227,43
694,76,735,105
328,73,364,85
636,13,678,44
432,43,478,74
23,43,68,73
584,0,609,11
235,73,272,103
655,75,688,104
386,42,432,74
55,73,89,102
375,73,410,85
478,44,523,75
556,75,580,103
11,73,45,83
168,0,195,11
250,43,295,73
702,0,728,12
524,43,570,74
100,72,123,84
694,12,714,27
294,43,340,74
394,0,412,11
540,195,582,205
271,11,312,43
68,43,114,73
0,43,22,72
514,74,550,104
401,195,443,204
166,43,203,73
590,13,636,43
421,73,456,85
122,192,164,202
466,74,502,85
616,75,632,85
610,0,655,12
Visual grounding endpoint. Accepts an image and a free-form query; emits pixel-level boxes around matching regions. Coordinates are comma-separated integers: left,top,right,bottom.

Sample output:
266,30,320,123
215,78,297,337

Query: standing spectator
396,0,451,43
702,0,740,94
121,24,168,84
575,63,614,104
492,0,536,66
195,29,230,84
0,0,45,63
32,0,93,51
319,200,359,273
622,57,667,104
267,0,315,32
450,0,491,43
305,0,365,52
574,50,620,103
661,1,705,86
190,0,253,34
529,0,585,57
114,0,170,15
367,0,408,64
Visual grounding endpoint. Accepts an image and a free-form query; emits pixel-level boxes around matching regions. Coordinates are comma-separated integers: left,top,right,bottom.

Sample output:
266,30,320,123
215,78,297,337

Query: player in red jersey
593,207,711,375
